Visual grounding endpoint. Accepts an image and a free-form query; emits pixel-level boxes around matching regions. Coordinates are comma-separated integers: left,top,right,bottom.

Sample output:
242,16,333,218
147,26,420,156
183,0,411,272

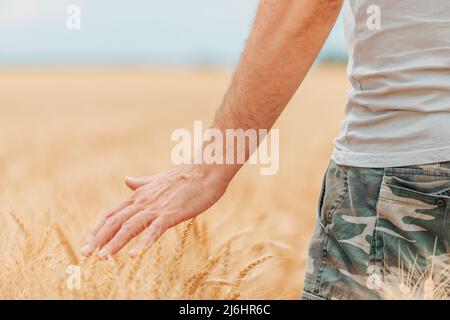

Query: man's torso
333,0,450,168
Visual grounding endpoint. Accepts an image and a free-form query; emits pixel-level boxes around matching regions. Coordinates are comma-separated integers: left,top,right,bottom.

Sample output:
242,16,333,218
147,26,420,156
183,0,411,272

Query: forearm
215,0,342,131
206,0,343,180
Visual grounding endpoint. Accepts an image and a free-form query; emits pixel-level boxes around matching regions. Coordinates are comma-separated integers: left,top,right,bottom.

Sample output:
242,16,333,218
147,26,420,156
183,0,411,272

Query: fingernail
98,248,109,259
81,244,93,256
128,248,141,258
85,235,93,243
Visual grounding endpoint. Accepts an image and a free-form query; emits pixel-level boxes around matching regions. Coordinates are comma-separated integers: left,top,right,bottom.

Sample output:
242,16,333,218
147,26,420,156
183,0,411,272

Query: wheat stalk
35,226,52,256
207,278,235,299
124,250,146,298
237,255,273,281
9,212,32,248
151,240,162,299
104,256,117,299
382,254,450,300
168,219,195,286
423,277,435,300
184,255,221,296
54,224,79,265
226,255,273,300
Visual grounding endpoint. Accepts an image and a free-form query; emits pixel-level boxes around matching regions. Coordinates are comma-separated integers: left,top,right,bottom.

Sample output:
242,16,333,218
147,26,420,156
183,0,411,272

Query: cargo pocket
374,170,450,282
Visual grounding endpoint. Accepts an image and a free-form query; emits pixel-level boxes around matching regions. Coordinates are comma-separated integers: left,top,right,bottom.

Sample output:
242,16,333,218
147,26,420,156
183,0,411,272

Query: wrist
188,163,239,189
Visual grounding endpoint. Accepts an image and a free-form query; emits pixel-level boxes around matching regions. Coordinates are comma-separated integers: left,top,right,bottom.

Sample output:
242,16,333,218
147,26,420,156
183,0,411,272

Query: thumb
124,176,151,190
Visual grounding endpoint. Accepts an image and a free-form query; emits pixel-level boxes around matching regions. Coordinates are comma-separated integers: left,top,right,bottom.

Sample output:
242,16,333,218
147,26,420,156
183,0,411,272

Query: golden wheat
7,66,446,300
382,256,450,300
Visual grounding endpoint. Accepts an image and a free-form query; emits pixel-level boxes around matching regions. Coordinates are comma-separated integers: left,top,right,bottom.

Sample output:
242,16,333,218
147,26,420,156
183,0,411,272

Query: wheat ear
9,212,32,246
184,255,221,296
54,224,79,265
226,255,273,300
237,255,273,281
151,240,162,299
168,219,195,286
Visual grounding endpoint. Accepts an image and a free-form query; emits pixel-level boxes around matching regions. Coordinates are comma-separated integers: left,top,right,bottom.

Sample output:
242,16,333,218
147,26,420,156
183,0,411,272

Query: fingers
85,200,133,243
81,204,142,257
124,176,152,191
129,217,168,258
98,211,157,259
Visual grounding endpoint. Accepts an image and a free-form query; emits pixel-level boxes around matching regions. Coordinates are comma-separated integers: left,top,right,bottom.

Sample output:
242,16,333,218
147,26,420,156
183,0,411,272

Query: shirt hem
332,145,450,168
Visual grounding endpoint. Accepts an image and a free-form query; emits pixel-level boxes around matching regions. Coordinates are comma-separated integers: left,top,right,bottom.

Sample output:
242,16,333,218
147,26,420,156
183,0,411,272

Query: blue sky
0,0,347,66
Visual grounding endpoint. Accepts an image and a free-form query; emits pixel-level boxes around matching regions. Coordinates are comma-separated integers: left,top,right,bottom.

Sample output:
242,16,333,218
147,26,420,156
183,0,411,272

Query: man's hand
81,165,230,258
82,0,342,258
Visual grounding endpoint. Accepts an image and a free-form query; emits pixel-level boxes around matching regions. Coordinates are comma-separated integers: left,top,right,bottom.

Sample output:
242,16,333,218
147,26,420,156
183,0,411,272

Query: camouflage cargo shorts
302,160,450,300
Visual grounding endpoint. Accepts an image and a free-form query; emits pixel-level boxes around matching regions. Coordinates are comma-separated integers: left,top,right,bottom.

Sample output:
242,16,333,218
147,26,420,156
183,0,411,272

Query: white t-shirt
332,0,450,168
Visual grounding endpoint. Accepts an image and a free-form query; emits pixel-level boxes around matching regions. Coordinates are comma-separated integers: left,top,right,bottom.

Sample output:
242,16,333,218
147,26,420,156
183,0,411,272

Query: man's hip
302,160,450,300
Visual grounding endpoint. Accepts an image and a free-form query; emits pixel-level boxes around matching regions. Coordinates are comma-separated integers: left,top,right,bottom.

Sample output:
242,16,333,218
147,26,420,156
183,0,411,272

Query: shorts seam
301,290,328,301
313,229,329,296
385,169,450,178
382,183,450,202
327,166,349,224
372,168,386,276
378,196,437,208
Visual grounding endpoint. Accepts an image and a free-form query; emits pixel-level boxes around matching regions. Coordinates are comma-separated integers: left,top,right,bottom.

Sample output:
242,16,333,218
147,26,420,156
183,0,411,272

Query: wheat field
0,65,349,299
